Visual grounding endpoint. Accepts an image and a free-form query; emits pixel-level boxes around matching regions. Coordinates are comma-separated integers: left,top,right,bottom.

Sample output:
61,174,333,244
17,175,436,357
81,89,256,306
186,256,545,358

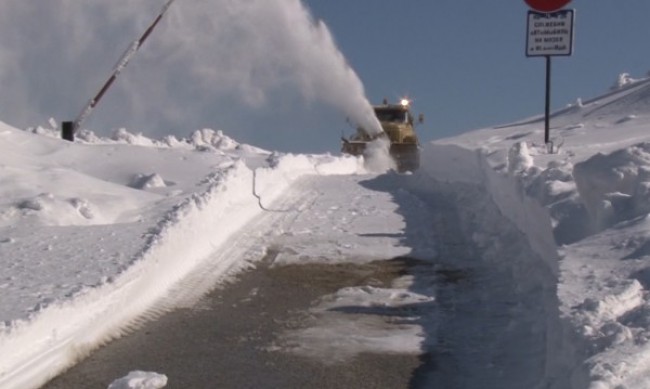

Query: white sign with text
526,10,574,57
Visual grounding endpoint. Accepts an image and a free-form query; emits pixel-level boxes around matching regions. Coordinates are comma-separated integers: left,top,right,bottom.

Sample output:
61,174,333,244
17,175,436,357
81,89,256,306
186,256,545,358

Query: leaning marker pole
62,0,178,141
524,0,575,151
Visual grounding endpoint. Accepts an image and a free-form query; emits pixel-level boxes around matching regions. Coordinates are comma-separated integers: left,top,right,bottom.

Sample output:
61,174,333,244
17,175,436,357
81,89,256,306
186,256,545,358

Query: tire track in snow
127,176,324,320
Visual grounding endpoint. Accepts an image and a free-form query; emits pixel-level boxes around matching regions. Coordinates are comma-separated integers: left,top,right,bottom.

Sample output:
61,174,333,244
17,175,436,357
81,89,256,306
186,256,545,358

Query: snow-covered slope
3,73,650,389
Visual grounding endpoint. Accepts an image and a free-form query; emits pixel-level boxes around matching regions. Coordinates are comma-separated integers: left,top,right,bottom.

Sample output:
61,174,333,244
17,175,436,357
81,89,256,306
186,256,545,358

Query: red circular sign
525,0,572,12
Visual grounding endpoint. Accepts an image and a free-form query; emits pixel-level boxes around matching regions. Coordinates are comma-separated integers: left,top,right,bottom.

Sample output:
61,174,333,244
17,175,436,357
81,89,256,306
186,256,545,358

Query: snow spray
156,0,384,135
0,0,383,139
363,138,397,173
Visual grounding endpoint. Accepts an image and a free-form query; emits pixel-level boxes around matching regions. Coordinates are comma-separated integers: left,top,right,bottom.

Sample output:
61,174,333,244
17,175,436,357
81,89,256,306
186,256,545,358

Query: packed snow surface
3,74,650,388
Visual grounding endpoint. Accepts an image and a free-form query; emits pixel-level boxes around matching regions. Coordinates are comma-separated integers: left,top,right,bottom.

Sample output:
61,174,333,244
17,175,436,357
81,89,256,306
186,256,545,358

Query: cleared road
42,173,562,388
43,252,438,388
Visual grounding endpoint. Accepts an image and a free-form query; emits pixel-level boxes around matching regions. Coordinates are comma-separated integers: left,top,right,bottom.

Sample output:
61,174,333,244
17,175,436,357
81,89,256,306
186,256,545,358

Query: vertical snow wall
409,143,581,387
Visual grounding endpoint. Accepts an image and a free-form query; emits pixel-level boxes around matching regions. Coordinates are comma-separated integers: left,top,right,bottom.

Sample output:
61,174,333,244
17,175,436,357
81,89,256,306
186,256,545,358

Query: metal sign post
526,9,575,148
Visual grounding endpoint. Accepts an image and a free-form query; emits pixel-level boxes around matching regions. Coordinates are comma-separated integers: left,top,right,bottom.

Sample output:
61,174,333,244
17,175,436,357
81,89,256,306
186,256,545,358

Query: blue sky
0,0,648,154
303,0,650,147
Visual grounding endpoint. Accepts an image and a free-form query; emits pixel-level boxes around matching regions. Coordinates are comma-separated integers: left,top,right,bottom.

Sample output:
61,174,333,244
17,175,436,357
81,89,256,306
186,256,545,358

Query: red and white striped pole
64,0,178,140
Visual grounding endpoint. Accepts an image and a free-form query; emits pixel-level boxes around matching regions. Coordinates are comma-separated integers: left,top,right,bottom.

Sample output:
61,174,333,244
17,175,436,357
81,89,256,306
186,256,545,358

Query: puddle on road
43,256,453,389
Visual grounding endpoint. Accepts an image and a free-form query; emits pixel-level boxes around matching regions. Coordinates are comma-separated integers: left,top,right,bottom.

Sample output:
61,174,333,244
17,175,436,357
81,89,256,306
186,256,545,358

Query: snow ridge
0,152,356,389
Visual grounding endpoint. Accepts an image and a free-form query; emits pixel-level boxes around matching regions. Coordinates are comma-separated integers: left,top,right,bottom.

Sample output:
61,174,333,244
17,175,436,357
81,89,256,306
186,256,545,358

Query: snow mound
0,164,158,228
188,128,240,151
107,371,167,389
129,173,169,190
20,122,269,155
507,141,534,175
110,128,163,146
611,73,643,90
320,285,434,310
9,194,99,226
574,143,650,231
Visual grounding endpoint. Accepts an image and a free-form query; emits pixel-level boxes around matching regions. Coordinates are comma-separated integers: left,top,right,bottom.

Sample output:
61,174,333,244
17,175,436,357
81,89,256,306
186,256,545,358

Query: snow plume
0,0,381,137
363,137,397,173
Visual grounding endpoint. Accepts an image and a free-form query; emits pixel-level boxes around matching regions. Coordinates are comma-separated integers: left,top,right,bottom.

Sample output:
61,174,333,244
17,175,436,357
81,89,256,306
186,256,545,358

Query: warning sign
525,0,571,13
526,10,574,57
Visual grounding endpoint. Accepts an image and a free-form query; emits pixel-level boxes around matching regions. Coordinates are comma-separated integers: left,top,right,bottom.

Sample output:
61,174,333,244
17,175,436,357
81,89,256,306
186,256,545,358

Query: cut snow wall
419,143,558,275
415,142,571,387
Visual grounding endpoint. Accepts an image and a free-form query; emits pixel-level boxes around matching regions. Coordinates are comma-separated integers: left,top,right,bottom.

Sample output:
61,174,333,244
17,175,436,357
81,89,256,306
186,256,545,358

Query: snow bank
0,142,357,389
418,142,558,275
25,123,268,155
574,143,650,231
561,144,650,388
421,75,650,387
413,142,567,387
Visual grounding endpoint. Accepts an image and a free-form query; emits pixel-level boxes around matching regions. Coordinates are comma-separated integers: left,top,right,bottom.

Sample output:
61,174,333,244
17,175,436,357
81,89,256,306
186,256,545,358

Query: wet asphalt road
42,255,435,389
